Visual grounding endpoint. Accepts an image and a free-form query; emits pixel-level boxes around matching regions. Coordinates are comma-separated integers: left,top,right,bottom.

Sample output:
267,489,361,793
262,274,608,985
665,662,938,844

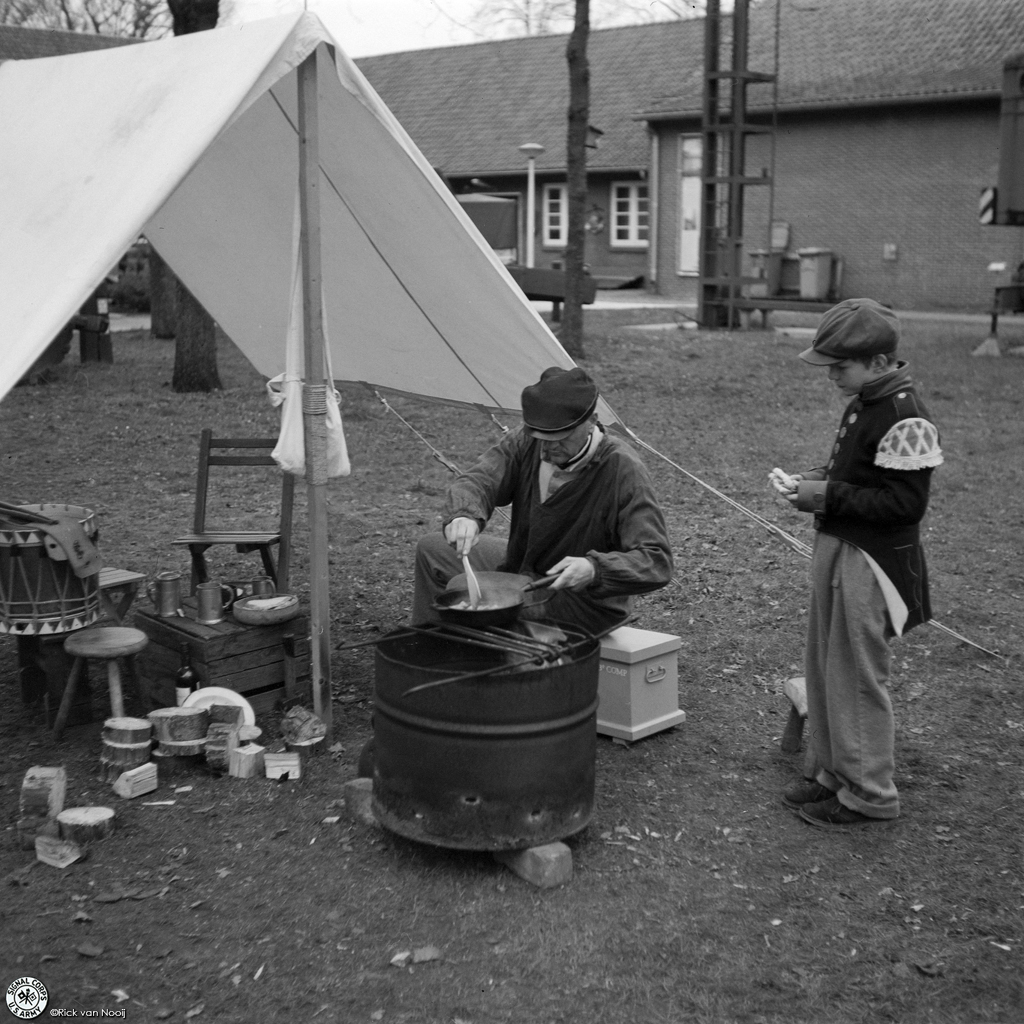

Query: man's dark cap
521,366,599,439
799,298,900,365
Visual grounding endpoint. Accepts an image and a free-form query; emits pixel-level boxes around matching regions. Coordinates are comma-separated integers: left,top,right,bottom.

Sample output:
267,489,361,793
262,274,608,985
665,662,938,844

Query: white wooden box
597,626,685,741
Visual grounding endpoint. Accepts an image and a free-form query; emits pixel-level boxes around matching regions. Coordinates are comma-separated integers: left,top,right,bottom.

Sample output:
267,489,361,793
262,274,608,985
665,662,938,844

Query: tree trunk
166,0,221,390
172,278,222,392
167,0,219,33
560,0,590,360
148,248,177,339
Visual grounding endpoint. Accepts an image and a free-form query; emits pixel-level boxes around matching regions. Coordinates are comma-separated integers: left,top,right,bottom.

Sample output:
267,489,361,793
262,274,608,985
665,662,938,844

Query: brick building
640,0,1024,310
356,0,1024,310
354,21,692,288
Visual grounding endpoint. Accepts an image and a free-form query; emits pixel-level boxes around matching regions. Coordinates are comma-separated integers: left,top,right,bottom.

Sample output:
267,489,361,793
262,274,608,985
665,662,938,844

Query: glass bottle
174,643,200,706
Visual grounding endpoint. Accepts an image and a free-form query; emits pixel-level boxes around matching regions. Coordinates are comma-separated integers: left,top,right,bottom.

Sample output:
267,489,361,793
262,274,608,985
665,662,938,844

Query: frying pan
433,573,554,628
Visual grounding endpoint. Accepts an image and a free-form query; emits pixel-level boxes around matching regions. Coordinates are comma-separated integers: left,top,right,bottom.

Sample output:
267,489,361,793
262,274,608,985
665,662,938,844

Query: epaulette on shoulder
875,417,943,470
889,388,922,418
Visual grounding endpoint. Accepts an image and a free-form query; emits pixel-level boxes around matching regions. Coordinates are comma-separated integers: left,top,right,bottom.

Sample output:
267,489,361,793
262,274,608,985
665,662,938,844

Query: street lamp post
518,142,545,268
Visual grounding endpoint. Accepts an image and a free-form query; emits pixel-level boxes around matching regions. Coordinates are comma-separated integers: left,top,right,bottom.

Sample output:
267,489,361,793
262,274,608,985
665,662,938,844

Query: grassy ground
0,315,1021,1023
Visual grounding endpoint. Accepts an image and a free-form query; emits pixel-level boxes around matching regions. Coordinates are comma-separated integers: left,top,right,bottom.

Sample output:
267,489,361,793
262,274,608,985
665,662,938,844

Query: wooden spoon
461,554,483,610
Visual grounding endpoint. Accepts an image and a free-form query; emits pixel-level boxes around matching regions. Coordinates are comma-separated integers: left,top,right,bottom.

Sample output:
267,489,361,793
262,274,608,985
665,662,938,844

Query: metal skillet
432,572,554,628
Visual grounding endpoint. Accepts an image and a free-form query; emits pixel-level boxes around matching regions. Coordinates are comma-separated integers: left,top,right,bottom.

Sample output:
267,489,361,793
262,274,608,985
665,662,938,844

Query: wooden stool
53,627,149,741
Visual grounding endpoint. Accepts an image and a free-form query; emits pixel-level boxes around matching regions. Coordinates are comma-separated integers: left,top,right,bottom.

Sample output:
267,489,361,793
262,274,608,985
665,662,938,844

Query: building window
542,184,568,247
610,182,649,248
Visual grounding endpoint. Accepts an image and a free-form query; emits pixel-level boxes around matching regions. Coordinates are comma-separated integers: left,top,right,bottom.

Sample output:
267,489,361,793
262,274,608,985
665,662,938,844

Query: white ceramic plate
181,686,256,726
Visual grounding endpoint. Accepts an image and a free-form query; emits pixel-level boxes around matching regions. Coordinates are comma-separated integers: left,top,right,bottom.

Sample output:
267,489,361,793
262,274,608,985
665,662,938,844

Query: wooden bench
507,266,598,322
718,296,836,328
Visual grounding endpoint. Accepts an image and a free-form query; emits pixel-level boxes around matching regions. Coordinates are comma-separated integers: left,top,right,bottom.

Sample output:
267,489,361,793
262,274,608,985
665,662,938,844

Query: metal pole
526,155,537,267
297,47,333,738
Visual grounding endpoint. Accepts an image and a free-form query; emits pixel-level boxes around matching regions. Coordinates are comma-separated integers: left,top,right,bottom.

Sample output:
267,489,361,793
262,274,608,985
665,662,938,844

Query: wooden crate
135,599,310,717
597,626,685,742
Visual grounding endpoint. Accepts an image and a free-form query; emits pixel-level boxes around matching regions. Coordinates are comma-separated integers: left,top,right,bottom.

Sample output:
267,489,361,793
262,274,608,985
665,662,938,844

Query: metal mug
250,575,276,597
195,581,236,625
148,571,183,617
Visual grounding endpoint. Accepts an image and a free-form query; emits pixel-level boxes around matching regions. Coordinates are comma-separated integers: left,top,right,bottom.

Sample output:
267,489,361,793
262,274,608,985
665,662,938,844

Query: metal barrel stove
371,627,600,851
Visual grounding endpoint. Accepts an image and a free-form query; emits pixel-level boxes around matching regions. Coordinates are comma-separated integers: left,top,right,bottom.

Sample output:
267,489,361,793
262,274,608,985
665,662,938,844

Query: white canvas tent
0,12,614,418
0,12,619,730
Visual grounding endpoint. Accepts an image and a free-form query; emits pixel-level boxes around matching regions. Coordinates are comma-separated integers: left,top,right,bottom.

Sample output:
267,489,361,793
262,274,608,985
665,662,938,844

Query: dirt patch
1,320,1021,1023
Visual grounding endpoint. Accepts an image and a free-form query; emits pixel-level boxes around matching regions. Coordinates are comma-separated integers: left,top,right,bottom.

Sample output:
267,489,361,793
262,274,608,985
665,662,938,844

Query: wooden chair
172,430,294,595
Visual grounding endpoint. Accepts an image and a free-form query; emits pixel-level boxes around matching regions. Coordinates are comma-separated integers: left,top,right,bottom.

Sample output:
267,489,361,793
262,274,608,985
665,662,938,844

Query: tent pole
297,47,333,738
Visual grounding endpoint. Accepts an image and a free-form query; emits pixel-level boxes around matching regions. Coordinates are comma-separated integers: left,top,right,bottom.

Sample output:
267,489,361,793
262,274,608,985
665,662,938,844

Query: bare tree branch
0,0,169,36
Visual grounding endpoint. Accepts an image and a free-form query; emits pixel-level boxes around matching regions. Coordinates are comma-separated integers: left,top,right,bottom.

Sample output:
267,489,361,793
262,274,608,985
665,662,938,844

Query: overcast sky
220,0,501,58
220,1,702,58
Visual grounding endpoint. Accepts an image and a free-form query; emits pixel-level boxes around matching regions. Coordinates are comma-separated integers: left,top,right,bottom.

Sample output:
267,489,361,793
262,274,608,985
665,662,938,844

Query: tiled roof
356,0,1024,175
0,25,135,61
643,0,1024,118
356,21,702,177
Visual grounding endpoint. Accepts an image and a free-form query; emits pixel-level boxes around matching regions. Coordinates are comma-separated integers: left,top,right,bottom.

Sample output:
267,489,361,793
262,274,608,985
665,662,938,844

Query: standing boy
773,298,943,828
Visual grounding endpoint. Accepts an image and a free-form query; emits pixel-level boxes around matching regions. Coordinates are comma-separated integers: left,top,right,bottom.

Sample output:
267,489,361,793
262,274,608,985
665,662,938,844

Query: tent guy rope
368,372,1001,662
626,430,1006,662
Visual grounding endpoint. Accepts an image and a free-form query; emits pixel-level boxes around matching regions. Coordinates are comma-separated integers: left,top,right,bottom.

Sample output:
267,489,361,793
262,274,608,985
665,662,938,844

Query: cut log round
19,766,68,818
148,706,210,743
100,738,152,767
155,737,207,757
102,717,153,745
57,806,116,843
150,748,203,776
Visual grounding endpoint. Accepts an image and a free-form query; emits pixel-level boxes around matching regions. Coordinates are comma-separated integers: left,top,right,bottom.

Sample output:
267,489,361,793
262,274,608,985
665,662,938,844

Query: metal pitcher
147,571,183,618
196,581,236,625
250,575,276,597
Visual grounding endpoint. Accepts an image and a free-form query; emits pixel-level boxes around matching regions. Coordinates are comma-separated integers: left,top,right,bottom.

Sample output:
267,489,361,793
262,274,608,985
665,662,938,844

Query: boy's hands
769,467,801,504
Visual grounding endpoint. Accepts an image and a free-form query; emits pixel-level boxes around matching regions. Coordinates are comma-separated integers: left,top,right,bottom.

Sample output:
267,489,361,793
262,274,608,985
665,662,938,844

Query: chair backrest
191,427,295,547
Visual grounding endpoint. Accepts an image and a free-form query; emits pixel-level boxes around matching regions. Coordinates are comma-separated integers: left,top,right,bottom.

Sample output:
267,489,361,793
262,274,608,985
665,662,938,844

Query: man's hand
542,556,596,592
444,517,479,556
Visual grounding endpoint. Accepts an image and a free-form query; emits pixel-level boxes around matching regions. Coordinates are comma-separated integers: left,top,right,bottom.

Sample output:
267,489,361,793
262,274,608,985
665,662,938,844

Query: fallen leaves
390,945,442,967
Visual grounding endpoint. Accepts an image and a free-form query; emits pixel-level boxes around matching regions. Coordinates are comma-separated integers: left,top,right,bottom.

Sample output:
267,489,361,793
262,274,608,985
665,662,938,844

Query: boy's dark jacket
795,362,943,633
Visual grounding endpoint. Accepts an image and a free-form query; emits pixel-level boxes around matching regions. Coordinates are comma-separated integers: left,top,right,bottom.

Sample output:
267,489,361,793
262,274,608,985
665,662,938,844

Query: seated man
412,366,673,633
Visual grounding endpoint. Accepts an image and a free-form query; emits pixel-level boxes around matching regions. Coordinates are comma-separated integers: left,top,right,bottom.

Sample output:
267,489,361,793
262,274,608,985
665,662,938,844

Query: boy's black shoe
799,796,890,829
781,780,834,811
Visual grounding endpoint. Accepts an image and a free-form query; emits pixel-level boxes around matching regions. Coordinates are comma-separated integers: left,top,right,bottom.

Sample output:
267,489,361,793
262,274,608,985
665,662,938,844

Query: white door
678,135,702,276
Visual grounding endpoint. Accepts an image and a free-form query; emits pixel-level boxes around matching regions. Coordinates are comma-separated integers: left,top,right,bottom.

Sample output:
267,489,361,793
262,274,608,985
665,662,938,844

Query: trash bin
797,248,833,300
